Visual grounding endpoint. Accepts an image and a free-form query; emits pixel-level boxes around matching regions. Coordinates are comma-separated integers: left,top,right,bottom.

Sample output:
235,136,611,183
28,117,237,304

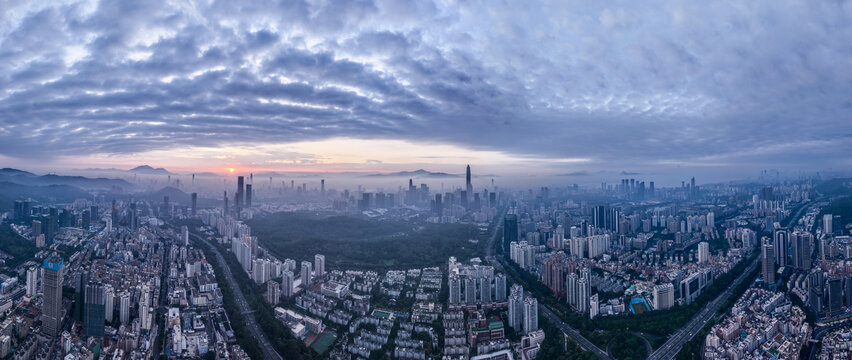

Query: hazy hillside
0,182,92,210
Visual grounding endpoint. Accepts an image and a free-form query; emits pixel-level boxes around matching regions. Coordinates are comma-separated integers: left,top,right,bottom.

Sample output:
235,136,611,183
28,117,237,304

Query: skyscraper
26,266,38,297
139,284,152,330
246,184,252,208
281,271,294,298
448,274,461,305
522,297,539,334
828,277,843,314
480,276,492,304
824,214,834,235
104,284,114,323
792,231,813,271
191,192,197,215
542,252,565,296
504,214,518,247
464,277,476,304
84,282,105,338
697,242,710,264
266,281,280,305
577,276,590,313
31,220,42,239
774,229,789,268
589,293,600,319
120,291,131,324
567,273,578,307
508,284,524,332
301,261,312,288
465,164,473,201
236,176,245,212
42,255,64,337
495,273,507,302
314,254,325,279
181,226,189,247
81,209,90,229
653,283,674,310
762,239,775,285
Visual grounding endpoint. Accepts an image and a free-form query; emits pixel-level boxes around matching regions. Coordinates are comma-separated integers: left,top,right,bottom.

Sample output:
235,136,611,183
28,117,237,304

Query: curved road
190,231,284,360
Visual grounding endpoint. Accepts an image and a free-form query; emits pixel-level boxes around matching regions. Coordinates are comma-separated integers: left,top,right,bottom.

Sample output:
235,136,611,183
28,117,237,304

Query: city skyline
2,1,851,181
3,1,852,359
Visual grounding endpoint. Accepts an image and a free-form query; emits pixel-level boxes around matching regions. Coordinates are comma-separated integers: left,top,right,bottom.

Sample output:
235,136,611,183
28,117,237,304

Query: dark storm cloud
0,0,851,173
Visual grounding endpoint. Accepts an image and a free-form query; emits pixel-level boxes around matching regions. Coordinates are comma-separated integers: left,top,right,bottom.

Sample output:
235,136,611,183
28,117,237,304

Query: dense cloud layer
1,0,850,174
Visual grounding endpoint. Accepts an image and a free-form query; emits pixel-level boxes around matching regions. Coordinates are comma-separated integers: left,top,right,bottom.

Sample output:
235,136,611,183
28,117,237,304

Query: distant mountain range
0,168,132,190
130,165,173,175
0,168,36,177
81,165,174,175
366,169,461,178
0,181,93,210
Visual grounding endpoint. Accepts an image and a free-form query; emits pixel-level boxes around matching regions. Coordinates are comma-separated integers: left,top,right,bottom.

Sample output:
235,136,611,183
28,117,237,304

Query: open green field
248,212,488,270
309,331,336,354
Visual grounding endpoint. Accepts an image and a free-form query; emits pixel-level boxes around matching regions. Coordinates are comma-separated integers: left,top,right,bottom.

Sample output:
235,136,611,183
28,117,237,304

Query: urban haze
0,1,851,360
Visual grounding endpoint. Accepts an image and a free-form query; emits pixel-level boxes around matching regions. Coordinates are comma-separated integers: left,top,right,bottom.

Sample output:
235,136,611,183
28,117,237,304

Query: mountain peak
0,168,35,176
130,165,172,175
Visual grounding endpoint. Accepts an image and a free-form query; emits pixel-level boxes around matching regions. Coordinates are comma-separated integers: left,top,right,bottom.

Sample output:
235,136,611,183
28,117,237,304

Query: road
783,199,814,229
807,318,852,359
646,255,760,360
190,231,284,360
485,212,613,359
648,198,816,360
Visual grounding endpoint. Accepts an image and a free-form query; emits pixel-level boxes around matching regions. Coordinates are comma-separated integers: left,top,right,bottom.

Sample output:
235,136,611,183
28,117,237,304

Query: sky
1,0,851,184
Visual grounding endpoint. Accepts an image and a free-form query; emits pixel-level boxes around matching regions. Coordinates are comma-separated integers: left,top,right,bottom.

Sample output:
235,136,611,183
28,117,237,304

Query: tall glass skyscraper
84,282,106,338
42,255,64,337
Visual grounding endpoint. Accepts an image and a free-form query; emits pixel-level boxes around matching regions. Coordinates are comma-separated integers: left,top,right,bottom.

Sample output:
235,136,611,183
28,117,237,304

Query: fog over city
1,1,851,184
2,2,852,360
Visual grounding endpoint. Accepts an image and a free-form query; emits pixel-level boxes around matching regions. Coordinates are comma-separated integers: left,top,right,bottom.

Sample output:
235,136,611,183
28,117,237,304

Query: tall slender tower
42,255,64,337
139,284,152,330
191,192,197,216
104,284,114,323
120,291,130,324
762,239,776,285
774,229,789,268
301,261,313,288
465,165,473,197
237,176,245,211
